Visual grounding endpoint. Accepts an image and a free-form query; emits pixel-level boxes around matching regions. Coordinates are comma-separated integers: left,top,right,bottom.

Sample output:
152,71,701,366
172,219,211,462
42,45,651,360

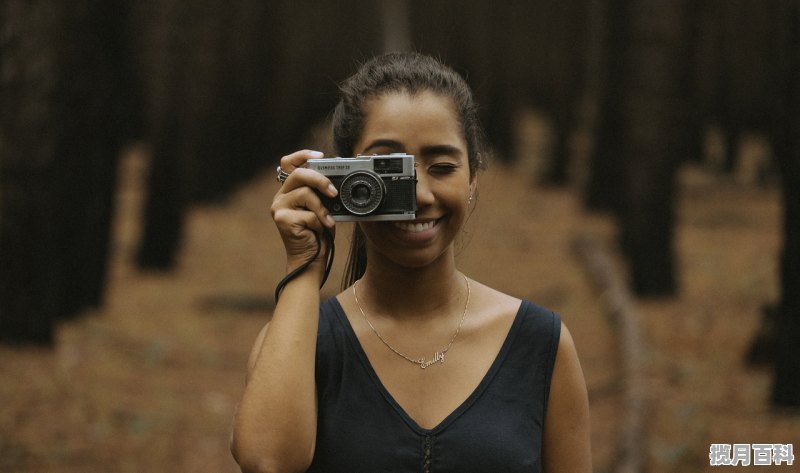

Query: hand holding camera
271,150,339,274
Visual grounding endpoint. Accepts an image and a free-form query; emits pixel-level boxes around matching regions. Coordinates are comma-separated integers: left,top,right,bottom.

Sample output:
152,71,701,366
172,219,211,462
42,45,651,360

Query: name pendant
419,351,445,369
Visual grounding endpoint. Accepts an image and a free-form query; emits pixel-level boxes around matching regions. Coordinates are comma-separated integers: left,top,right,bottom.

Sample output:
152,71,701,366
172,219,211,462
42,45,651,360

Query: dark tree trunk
196,0,278,202
57,0,138,316
583,0,629,213
134,0,224,269
617,0,693,296
136,115,189,269
685,0,721,165
525,0,587,186
585,0,693,295
712,1,787,176
1,0,135,343
771,0,800,407
0,1,62,343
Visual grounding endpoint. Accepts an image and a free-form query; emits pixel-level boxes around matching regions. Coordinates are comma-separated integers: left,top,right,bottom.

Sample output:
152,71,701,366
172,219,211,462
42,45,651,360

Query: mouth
391,218,440,233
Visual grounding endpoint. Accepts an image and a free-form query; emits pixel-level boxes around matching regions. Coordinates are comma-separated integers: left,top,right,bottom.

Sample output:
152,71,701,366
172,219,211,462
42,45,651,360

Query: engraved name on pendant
419,351,445,369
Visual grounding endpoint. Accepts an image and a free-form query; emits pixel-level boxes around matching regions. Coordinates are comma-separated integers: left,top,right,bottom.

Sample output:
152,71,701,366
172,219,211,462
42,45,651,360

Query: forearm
232,267,322,473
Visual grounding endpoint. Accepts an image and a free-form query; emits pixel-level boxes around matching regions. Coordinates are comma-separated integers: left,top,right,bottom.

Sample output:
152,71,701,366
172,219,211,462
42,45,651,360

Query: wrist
285,257,327,277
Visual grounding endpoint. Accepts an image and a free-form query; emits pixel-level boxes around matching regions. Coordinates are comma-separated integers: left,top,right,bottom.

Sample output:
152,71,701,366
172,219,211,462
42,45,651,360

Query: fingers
279,149,322,171
280,168,338,200
273,203,336,265
272,186,336,229
278,150,338,199
274,149,338,229
273,208,330,270
273,206,327,238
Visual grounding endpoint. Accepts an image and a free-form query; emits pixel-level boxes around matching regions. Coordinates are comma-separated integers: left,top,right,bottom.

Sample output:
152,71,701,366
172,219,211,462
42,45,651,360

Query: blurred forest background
2,0,800,471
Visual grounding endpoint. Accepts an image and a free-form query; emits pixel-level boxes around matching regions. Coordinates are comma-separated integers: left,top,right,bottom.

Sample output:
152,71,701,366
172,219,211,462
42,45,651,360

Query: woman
231,52,591,473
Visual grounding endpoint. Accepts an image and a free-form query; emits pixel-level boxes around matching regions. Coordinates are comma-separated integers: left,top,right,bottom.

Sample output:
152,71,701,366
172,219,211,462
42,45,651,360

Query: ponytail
341,225,367,289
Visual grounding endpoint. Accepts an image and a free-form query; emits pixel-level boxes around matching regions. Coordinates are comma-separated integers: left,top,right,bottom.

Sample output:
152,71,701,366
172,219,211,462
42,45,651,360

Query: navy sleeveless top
307,298,561,473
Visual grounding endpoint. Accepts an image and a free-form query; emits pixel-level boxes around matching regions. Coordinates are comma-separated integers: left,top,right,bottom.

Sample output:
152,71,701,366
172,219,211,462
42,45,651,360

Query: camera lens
351,184,371,204
340,170,385,215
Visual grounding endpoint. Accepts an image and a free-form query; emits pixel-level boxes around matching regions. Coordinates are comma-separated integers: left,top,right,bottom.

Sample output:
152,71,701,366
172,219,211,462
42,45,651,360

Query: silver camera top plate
306,153,414,176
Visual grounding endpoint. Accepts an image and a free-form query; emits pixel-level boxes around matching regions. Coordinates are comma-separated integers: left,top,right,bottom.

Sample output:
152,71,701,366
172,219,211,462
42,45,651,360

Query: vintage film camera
306,153,417,221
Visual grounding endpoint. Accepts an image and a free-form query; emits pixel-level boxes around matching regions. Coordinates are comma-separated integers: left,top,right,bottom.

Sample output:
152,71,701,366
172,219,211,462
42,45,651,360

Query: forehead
357,91,464,148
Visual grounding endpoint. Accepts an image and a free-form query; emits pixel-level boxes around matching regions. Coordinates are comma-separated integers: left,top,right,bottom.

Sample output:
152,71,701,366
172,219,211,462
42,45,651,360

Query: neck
357,250,465,321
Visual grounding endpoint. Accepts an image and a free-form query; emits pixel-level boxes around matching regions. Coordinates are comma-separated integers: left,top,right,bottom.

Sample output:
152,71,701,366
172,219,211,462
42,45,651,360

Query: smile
392,219,439,233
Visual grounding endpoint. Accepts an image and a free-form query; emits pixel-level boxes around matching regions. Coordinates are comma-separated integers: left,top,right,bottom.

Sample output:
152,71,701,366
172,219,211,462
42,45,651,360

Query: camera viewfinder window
373,158,403,174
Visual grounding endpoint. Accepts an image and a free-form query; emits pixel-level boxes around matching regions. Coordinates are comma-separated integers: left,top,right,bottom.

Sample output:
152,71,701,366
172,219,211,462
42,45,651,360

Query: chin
371,245,454,271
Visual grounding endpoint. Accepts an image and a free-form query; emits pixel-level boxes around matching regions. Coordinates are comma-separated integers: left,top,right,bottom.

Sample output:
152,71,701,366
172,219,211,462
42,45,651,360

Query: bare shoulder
466,278,523,325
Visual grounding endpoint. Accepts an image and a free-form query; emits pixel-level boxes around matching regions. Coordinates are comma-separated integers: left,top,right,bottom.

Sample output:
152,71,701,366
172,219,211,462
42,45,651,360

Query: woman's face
353,90,475,270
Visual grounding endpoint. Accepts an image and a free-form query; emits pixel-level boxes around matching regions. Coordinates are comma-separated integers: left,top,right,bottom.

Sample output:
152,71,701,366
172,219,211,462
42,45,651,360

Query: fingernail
326,215,336,226
309,150,324,157
327,183,338,196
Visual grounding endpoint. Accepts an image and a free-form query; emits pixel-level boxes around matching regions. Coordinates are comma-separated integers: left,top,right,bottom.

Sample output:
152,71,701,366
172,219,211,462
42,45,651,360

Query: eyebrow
362,139,463,158
420,144,463,158
362,139,404,153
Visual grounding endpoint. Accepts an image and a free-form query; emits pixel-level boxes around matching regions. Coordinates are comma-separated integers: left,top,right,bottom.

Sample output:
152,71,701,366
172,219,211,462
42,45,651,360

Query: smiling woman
230,52,592,473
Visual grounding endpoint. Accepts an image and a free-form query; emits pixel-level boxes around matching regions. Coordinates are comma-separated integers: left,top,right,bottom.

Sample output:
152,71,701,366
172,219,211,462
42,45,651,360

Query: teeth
393,220,436,233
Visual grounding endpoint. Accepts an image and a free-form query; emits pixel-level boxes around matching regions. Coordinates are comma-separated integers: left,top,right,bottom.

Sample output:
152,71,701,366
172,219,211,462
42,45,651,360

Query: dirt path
1,148,796,472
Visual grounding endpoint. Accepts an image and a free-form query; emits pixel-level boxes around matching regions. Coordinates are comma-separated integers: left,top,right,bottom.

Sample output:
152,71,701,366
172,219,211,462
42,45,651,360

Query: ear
469,174,478,198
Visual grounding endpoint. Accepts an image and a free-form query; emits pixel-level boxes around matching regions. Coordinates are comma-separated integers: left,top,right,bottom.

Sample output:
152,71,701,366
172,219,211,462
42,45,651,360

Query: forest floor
1,144,798,472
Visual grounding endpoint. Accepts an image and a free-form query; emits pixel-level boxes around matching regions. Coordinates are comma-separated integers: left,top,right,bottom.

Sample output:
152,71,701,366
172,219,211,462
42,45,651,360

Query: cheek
447,178,473,207
441,188,471,224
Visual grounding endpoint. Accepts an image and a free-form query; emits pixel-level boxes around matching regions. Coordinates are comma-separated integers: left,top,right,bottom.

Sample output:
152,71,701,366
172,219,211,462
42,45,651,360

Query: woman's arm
543,322,592,473
230,150,337,473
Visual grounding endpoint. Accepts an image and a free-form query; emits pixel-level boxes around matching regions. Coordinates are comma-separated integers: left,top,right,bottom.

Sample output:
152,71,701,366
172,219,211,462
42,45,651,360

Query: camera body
306,153,417,221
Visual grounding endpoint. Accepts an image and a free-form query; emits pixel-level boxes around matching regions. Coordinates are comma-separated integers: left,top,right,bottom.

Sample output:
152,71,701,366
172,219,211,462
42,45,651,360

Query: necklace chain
352,274,471,369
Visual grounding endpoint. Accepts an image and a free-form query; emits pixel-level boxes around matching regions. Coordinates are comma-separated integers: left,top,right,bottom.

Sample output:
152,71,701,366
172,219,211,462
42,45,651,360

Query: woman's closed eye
428,163,460,175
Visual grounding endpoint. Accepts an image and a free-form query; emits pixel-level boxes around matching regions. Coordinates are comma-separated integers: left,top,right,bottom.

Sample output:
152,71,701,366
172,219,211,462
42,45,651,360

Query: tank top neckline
326,297,529,436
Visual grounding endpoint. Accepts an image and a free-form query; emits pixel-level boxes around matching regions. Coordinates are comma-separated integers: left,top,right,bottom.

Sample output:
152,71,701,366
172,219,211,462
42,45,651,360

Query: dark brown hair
332,52,489,289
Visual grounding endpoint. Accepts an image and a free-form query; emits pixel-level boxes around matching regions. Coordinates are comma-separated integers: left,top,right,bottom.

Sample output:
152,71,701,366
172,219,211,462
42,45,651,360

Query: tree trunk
57,0,138,316
0,1,62,343
135,0,221,268
771,0,800,407
1,0,134,343
585,0,693,295
583,0,629,213
617,0,693,296
712,1,787,176
526,0,587,186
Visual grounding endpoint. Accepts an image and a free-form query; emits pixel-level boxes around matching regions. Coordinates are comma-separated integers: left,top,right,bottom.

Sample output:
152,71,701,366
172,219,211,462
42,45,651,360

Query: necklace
352,274,471,369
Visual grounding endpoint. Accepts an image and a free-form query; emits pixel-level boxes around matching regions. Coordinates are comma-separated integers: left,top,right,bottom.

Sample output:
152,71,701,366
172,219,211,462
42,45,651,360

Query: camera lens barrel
339,170,386,215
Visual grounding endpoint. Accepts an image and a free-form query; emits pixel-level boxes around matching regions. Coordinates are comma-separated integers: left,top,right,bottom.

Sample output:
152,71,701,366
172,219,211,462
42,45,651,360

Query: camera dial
340,170,386,215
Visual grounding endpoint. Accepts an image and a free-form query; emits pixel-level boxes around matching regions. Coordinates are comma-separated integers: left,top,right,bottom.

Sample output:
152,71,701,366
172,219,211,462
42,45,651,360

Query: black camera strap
274,228,335,303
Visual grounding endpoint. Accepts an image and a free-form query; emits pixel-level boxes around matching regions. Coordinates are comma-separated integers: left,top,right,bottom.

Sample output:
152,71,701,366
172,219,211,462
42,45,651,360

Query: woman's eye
429,164,458,174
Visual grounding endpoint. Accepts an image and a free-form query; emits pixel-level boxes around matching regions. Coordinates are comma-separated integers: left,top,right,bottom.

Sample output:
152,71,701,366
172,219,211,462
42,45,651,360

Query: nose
415,173,434,208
